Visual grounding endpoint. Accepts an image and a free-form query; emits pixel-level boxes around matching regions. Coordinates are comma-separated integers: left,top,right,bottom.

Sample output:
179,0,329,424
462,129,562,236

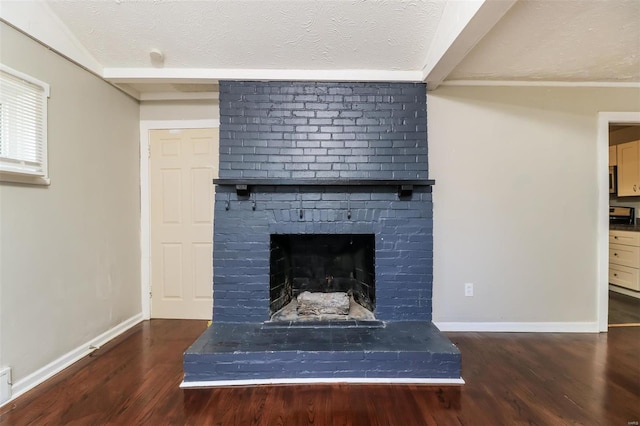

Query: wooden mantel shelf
212,178,435,198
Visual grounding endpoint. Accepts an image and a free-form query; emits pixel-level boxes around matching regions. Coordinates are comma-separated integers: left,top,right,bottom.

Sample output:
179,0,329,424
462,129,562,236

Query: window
0,64,50,185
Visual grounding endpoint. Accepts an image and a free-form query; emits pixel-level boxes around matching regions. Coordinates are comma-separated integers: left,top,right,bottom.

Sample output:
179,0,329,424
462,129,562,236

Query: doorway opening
599,112,640,331
141,120,219,320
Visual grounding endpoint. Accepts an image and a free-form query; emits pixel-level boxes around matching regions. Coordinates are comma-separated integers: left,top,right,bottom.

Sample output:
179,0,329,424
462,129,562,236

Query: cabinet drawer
609,243,640,267
609,230,640,246
609,264,640,291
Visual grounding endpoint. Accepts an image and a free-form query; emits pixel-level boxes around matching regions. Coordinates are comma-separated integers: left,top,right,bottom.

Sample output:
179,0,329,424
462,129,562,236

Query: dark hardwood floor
1,320,639,425
609,290,640,325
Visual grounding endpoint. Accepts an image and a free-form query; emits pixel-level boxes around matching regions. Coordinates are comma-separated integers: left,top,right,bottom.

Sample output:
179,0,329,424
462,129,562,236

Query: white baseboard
609,285,640,299
434,321,599,333
2,313,144,407
181,377,465,388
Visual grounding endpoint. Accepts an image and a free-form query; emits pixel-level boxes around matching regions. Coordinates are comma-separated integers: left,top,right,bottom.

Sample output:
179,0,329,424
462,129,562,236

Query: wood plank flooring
609,290,640,325
1,320,639,425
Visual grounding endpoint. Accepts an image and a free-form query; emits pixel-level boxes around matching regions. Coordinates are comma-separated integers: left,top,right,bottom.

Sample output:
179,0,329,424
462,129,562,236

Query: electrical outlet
464,283,474,297
0,367,11,405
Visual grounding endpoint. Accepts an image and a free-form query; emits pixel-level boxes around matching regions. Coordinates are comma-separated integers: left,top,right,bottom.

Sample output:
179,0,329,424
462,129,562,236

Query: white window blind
0,64,50,179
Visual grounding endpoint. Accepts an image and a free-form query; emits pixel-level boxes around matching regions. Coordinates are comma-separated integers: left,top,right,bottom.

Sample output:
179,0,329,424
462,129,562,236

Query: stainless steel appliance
609,166,617,194
610,206,635,225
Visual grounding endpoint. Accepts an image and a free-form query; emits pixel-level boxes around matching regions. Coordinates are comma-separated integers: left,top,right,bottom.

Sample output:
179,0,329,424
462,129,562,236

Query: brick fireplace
182,81,462,385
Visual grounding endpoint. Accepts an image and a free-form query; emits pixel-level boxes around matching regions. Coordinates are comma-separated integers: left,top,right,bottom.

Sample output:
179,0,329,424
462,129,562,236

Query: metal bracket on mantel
398,184,414,198
212,179,435,198
234,184,249,197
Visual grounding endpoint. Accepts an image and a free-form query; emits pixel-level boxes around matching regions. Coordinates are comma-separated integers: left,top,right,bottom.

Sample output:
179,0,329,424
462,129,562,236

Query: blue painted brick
305,103,329,110
255,148,280,155
309,163,332,171
316,156,341,163
292,171,315,178
328,103,349,110
215,81,431,323
316,171,341,178
308,133,332,140
309,118,332,125
332,133,356,140
284,163,309,170
316,110,340,118
320,126,343,133
283,118,308,125
295,141,321,148
320,141,345,148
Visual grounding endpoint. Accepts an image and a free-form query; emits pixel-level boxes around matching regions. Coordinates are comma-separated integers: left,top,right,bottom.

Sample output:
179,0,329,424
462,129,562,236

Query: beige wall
0,23,141,383
140,100,219,121
428,85,640,325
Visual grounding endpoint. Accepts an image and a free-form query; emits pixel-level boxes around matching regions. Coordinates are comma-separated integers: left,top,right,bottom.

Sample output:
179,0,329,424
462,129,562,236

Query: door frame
140,119,220,319
597,112,640,331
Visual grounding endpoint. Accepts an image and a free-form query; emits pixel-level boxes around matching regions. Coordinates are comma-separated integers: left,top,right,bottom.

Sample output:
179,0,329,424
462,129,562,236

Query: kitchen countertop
610,223,640,232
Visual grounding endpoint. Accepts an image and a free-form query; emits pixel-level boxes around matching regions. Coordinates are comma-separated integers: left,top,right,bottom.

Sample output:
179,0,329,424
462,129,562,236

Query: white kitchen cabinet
609,230,640,291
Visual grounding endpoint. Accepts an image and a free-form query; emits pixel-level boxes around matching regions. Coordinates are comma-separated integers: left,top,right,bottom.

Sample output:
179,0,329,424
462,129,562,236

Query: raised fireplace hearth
182,81,462,385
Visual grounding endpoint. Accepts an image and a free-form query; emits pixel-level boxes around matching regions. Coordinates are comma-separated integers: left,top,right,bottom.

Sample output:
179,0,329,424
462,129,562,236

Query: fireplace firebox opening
269,234,375,321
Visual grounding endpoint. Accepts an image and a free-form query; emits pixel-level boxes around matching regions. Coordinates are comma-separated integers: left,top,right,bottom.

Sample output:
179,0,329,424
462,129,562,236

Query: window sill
0,172,50,186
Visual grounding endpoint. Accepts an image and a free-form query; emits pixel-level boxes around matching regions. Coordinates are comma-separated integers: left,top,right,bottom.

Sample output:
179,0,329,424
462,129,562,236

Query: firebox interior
269,234,375,319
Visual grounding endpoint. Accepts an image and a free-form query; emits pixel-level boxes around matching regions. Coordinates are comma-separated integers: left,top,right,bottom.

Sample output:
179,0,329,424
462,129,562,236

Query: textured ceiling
46,0,445,71
449,0,640,82
32,0,640,90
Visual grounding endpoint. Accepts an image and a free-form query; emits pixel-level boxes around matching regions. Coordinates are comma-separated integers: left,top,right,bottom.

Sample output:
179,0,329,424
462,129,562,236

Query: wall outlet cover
464,283,474,297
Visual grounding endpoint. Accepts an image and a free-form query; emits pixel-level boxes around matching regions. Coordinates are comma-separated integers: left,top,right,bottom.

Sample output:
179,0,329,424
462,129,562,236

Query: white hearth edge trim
1,313,144,408
434,321,599,333
181,377,465,388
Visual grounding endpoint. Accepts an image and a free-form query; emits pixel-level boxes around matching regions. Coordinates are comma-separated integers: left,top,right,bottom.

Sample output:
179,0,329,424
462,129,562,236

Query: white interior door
150,128,218,319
